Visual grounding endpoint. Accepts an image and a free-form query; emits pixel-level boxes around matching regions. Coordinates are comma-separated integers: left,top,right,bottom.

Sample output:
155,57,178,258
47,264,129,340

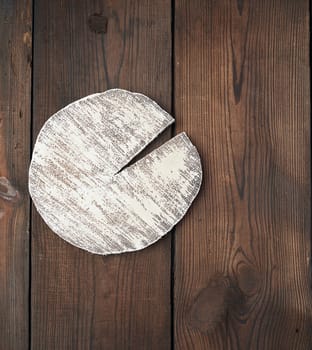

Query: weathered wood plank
0,0,32,348
32,0,172,348
174,0,312,349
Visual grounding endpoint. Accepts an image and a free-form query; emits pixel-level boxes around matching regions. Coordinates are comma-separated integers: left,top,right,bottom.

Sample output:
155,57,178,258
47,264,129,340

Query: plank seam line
171,0,176,349
29,0,35,348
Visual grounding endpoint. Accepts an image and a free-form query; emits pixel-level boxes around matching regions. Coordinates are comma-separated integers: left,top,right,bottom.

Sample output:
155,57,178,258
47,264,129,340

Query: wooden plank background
32,1,172,349
0,0,31,349
0,0,311,349
174,0,312,349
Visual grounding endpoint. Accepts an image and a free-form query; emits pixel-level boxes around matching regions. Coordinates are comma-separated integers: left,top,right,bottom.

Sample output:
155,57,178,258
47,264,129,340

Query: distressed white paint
29,89,202,255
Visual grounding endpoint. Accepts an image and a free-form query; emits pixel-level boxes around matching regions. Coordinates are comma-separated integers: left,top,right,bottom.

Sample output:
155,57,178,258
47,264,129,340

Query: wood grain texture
30,89,201,255
0,0,31,349
32,0,172,348
174,0,312,349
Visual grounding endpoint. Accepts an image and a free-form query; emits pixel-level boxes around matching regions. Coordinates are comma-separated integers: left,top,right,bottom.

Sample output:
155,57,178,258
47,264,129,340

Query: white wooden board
29,89,202,254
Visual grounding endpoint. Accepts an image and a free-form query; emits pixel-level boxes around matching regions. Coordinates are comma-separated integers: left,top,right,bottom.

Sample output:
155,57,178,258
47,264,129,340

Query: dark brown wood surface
31,0,171,349
0,0,32,349
174,0,312,349
1,0,311,349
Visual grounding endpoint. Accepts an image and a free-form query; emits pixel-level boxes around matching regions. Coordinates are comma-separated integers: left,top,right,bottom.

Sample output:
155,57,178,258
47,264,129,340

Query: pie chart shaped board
29,89,202,255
